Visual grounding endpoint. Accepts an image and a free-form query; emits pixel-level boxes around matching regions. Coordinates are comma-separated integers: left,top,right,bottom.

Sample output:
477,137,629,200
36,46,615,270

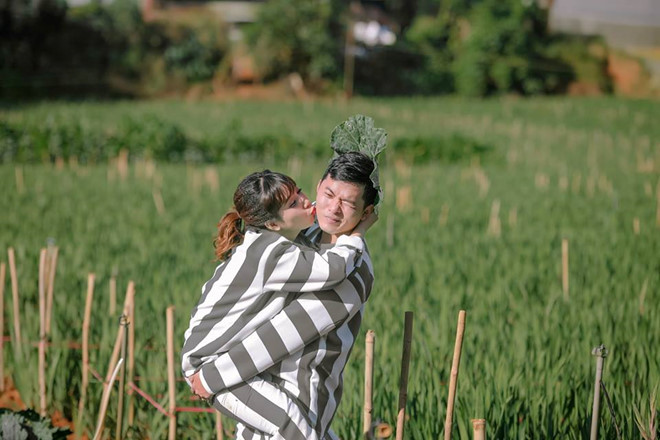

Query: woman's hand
189,371,212,399
351,210,379,237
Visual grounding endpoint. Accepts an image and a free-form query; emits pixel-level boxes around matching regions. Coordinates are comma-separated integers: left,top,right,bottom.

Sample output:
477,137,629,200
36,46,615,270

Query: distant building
549,0,660,48
549,0,660,90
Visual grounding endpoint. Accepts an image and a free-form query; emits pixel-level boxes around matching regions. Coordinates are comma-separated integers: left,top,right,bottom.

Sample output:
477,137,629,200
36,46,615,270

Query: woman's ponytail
213,209,244,261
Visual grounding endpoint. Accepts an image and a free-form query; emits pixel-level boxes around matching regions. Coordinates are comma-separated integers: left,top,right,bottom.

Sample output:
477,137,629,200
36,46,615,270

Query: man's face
315,177,373,238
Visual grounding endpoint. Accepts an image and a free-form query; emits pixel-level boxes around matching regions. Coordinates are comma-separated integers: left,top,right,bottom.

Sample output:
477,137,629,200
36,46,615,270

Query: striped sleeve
263,234,365,293
198,276,366,394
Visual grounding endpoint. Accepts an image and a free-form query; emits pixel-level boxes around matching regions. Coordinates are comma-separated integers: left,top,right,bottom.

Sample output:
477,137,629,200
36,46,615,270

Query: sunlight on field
1,97,659,439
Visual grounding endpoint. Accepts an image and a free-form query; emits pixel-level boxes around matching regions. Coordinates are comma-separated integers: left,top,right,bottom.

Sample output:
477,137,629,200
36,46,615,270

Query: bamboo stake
153,189,166,216
38,248,47,416
562,239,569,300
127,283,136,428
363,330,375,437
15,167,24,194
472,419,486,440
395,312,414,440
439,204,450,227
487,200,501,238
444,310,466,440
7,248,22,358
0,262,4,392
215,412,223,440
116,315,129,440
109,273,117,317
93,358,124,440
77,273,95,439
386,215,394,248
167,305,176,440
590,345,608,440
45,246,58,336
105,282,135,384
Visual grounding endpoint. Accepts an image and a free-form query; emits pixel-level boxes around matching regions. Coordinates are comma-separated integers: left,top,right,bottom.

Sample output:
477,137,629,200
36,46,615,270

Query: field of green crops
1,97,659,439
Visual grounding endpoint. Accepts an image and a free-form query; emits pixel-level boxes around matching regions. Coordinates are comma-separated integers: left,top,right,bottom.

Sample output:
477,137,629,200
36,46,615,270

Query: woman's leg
212,376,321,440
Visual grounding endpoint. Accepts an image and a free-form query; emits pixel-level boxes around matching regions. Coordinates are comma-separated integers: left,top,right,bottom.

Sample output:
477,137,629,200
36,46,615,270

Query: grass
0,96,659,438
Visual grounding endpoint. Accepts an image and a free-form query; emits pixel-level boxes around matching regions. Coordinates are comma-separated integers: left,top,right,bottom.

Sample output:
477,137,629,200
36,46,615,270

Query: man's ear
361,205,374,221
316,179,323,193
264,220,281,232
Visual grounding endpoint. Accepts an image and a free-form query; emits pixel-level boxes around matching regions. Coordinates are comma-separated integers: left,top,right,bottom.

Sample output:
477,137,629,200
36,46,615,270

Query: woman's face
268,188,315,240
315,177,370,239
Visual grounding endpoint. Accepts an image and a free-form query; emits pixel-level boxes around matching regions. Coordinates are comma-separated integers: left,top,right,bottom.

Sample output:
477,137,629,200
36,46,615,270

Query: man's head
315,152,377,241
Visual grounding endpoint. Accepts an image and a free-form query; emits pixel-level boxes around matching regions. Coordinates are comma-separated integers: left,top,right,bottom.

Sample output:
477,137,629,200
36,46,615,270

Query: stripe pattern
181,228,364,379
197,225,374,439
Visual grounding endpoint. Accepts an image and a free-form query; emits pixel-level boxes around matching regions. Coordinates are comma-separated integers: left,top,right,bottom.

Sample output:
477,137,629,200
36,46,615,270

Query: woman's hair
322,152,377,206
214,170,297,261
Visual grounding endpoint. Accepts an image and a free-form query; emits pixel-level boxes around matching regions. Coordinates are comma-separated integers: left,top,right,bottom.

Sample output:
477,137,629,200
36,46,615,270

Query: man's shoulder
296,223,322,249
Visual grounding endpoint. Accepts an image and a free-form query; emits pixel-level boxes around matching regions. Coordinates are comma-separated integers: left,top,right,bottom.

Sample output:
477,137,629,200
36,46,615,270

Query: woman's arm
262,233,364,292
195,261,374,396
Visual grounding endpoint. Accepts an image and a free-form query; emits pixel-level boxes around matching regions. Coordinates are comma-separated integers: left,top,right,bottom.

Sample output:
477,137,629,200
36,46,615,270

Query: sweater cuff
199,363,225,395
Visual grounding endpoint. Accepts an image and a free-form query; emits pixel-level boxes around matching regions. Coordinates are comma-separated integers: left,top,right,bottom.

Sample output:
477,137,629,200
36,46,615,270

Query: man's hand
189,371,212,399
352,211,378,237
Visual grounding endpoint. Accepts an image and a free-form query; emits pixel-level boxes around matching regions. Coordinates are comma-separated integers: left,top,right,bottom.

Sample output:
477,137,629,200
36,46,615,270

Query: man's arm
196,262,374,395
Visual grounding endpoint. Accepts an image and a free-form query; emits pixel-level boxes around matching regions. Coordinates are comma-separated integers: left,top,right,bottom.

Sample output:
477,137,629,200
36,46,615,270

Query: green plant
0,408,72,439
635,386,658,440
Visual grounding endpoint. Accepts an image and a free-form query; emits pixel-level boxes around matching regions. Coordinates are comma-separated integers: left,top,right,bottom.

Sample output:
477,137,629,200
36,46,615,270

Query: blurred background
2,0,659,100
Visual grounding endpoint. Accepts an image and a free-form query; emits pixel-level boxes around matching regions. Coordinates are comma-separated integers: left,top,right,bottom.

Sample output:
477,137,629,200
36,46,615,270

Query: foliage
0,97,659,438
0,408,72,439
245,0,342,85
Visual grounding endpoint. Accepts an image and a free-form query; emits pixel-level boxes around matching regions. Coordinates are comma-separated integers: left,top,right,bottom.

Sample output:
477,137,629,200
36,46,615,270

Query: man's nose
302,197,310,209
329,199,342,214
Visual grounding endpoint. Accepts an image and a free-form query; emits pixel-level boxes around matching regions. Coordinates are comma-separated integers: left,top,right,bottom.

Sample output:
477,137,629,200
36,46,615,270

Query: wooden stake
77,273,95,439
115,315,129,440
127,283,136,428
15,167,24,194
439,204,450,227
562,239,569,300
153,189,166,216
487,200,501,238
472,419,486,440
45,246,58,336
0,262,4,392
590,345,608,440
395,312,414,440
7,248,21,358
167,305,176,440
38,249,47,417
444,310,466,440
386,215,394,248
109,274,117,317
105,282,135,384
93,358,124,440
363,330,375,437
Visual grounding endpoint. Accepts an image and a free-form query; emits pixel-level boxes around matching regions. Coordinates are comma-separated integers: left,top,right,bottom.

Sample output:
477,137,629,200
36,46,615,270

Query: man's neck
320,231,341,244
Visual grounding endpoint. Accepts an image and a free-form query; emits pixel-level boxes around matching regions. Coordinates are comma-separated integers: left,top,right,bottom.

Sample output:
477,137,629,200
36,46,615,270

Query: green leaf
329,114,387,210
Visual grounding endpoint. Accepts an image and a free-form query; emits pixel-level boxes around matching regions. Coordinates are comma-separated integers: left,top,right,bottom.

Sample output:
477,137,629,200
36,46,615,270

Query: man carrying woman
182,116,386,439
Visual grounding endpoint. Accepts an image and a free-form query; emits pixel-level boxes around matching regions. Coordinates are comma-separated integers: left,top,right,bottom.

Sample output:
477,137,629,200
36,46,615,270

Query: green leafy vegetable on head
330,114,387,211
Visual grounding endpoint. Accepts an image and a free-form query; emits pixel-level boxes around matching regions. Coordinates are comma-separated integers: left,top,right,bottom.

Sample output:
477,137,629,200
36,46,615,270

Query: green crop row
0,97,658,439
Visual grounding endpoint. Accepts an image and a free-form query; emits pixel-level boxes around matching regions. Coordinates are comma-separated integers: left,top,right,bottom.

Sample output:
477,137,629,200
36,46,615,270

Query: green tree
246,0,343,86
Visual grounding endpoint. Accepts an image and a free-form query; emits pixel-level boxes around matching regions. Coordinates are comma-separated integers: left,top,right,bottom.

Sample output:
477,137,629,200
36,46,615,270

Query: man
188,152,379,439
